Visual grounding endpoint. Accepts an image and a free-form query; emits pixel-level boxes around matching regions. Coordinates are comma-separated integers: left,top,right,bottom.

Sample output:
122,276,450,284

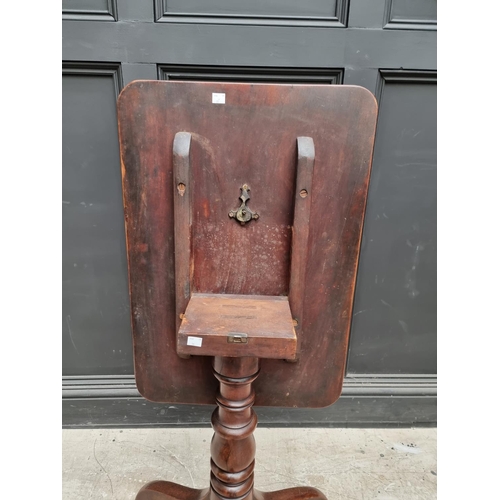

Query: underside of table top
118,80,377,407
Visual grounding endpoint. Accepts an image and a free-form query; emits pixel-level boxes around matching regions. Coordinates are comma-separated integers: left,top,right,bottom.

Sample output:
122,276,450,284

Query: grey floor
63,427,436,500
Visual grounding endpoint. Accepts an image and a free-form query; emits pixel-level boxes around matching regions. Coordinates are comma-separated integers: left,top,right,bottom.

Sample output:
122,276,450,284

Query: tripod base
136,481,326,500
136,357,327,500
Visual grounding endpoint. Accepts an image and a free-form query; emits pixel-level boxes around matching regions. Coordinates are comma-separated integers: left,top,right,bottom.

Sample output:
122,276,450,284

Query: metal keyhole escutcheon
228,184,259,226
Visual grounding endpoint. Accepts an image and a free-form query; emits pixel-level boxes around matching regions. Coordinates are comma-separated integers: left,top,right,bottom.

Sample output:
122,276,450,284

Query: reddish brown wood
118,81,377,407
210,357,259,500
136,482,208,500
136,482,326,500
177,294,296,359
288,137,315,361
135,357,327,500
173,132,193,351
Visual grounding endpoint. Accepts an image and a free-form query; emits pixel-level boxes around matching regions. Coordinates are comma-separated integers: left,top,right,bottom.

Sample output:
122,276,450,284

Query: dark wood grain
177,293,296,359
118,81,377,407
288,137,315,361
136,357,326,500
173,132,193,347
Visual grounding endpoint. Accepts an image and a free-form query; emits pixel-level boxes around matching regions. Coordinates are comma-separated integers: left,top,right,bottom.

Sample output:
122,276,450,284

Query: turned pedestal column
136,357,326,500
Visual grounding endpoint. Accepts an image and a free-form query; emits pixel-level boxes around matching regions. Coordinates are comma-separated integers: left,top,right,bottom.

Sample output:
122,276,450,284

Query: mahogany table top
118,81,377,407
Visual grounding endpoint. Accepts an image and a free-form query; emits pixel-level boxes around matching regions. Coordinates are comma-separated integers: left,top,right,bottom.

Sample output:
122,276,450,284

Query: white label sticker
212,93,225,104
187,336,203,347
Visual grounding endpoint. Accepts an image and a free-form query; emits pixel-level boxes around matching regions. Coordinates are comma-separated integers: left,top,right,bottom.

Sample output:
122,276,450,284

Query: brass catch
228,184,259,225
227,332,248,344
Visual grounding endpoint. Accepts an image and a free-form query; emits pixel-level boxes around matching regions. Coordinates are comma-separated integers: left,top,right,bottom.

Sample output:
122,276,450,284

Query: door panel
348,71,437,374
155,0,348,26
62,64,133,376
159,65,343,83
385,0,437,30
62,0,117,21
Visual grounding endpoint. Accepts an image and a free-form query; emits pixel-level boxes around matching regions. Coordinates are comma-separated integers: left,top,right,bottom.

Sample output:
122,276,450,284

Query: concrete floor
63,427,436,500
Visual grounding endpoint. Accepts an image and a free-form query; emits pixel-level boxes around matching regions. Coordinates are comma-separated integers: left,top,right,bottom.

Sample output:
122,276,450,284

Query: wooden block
177,294,297,359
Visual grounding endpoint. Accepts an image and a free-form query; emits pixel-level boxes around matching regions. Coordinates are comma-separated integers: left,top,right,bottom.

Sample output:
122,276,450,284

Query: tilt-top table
117,80,377,500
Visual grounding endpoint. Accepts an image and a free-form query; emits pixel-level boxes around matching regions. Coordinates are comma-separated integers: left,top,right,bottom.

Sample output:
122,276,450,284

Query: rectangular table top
118,80,377,407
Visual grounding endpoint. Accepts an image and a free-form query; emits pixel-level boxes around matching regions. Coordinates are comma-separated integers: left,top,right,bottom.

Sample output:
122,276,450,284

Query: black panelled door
62,0,436,427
